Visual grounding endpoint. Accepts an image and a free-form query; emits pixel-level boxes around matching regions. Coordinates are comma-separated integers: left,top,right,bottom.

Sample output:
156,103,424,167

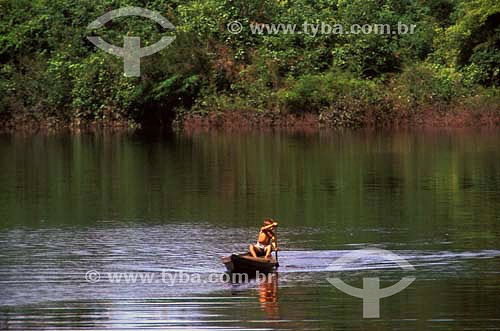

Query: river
0,129,499,330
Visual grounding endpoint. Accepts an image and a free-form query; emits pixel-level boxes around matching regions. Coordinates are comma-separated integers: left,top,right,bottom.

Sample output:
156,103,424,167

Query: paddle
274,221,279,268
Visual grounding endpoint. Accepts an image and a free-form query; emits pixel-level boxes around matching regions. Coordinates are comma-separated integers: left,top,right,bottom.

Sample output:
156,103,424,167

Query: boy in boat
249,219,279,258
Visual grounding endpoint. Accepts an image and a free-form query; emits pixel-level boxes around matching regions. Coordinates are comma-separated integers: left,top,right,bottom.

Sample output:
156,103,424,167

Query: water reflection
258,273,279,320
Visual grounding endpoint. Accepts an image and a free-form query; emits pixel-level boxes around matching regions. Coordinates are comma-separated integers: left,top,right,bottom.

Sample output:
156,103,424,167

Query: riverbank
0,115,135,133
1,104,499,133
177,103,500,131
2,81,499,133
3,65,499,133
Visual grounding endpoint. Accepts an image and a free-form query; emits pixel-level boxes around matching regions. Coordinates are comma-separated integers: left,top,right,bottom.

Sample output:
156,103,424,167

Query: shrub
389,63,471,110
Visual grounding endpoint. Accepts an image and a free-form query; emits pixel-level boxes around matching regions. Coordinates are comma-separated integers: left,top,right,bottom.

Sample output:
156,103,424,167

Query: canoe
222,253,278,274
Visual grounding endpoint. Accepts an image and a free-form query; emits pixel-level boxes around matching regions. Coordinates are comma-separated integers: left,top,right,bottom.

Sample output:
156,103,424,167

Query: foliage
0,0,499,127
433,0,500,86
389,63,469,110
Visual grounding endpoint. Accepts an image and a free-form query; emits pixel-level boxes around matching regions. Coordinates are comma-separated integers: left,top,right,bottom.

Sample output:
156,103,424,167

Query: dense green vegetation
0,0,499,128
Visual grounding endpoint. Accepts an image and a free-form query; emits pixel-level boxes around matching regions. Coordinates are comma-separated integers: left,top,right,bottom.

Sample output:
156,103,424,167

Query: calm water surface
0,130,499,330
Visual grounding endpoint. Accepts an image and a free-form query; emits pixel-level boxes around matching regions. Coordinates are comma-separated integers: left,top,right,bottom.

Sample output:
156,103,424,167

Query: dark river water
0,130,499,330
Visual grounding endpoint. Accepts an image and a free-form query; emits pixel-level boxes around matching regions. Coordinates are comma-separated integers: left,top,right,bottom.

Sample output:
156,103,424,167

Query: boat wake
274,249,500,274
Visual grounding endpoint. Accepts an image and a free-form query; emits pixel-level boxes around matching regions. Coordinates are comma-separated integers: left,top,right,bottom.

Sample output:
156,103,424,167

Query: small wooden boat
222,253,278,274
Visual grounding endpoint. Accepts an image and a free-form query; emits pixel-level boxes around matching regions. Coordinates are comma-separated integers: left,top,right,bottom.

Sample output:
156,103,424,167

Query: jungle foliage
0,0,499,127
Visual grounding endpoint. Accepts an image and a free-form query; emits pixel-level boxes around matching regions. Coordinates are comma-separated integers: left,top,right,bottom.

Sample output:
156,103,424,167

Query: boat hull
222,253,277,274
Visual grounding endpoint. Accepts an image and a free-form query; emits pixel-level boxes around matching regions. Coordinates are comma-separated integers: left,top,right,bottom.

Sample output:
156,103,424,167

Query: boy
249,219,279,258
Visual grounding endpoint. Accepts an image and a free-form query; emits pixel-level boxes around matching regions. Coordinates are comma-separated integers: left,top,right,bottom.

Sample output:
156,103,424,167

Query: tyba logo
87,7,176,77
326,248,415,318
